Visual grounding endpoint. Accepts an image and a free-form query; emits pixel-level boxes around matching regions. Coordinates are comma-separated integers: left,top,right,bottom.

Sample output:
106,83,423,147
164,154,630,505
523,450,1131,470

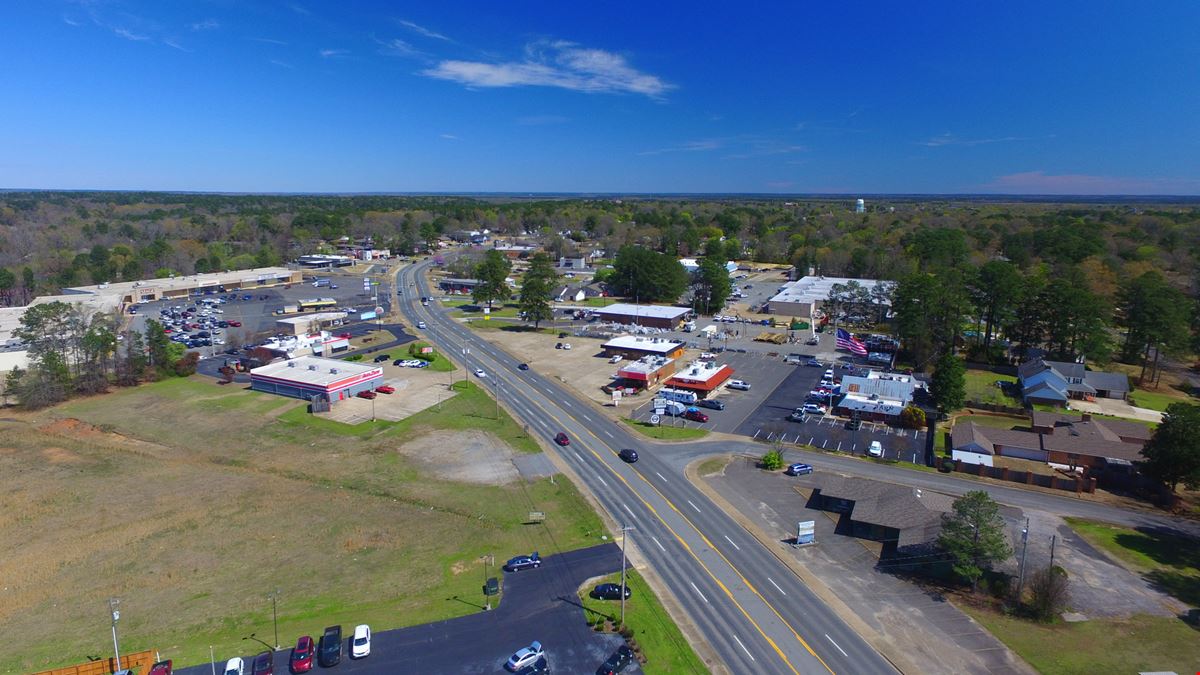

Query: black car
504,552,542,572
618,448,638,463
845,419,862,430
695,398,725,411
514,655,549,675
373,354,390,363
393,359,405,367
318,625,342,667
596,645,634,675
590,583,632,600
518,363,530,370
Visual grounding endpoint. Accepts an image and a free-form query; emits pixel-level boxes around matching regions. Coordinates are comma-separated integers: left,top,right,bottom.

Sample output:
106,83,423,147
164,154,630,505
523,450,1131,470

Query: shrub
900,405,926,429
761,449,784,470
1026,565,1069,622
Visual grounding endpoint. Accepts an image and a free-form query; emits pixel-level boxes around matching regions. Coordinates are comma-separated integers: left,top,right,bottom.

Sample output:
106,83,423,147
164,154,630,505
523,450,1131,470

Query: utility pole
619,523,635,628
210,646,216,675
480,554,492,610
1016,518,1030,596
108,598,122,672
1049,534,1057,570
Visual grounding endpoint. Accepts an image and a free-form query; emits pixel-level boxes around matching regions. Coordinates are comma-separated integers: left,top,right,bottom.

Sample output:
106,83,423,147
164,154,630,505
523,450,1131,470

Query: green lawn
447,301,522,318
1127,386,1194,412
963,368,1020,406
13,376,607,670
622,419,709,441
578,569,707,674
584,297,619,307
962,608,1200,675
1064,517,1200,607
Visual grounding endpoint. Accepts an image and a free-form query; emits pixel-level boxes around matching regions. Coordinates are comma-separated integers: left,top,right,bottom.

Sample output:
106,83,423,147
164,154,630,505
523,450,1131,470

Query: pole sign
484,307,491,321
612,389,622,406
797,520,816,545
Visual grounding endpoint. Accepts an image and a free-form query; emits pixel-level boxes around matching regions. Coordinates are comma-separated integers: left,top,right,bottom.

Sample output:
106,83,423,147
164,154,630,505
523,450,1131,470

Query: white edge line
767,577,787,596
596,476,609,487
825,633,848,657
732,634,756,661
655,471,668,482
686,499,701,513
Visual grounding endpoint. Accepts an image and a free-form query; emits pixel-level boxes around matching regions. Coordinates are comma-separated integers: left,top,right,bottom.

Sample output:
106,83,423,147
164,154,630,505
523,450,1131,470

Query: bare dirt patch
41,447,84,464
400,429,520,485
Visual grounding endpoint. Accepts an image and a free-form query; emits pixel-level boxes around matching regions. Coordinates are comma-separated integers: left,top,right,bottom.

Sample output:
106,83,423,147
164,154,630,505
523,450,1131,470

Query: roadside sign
484,307,491,321
650,414,661,425
797,520,816,545
612,390,622,406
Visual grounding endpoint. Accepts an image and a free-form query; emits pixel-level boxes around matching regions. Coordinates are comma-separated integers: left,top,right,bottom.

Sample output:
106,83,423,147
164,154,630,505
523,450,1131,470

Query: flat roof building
766,276,894,317
663,359,735,394
64,267,302,305
615,355,677,388
296,254,355,268
593,303,690,330
251,356,382,402
602,335,686,360
276,312,349,335
835,370,918,422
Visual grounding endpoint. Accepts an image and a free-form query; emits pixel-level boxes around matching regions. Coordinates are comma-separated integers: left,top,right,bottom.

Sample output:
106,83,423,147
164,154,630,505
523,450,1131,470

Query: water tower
855,198,865,214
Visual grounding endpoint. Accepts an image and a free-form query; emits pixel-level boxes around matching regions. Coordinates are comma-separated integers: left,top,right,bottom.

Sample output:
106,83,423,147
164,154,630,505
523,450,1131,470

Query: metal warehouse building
250,356,382,402
593,303,691,329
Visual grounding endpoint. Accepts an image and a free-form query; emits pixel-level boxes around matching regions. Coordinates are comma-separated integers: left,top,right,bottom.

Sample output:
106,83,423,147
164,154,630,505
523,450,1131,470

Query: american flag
836,328,867,356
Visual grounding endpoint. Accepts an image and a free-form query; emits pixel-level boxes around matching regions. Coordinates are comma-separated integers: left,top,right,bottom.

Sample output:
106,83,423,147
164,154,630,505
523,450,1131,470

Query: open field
961,607,1200,675
2,377,604,671
577,569,707,674
1064,517,1200,608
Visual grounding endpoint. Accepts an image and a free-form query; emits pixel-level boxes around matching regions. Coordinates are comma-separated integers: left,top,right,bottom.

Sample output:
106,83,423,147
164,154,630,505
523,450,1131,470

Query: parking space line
808,436,814,445
723,534,741,551
836,442,841,452
821,439,828,448
767,577,787,596
733,634,756,661
689,581,710,603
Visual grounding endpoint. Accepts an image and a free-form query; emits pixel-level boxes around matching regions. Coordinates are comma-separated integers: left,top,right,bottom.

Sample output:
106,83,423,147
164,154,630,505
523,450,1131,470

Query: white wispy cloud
190,19,219,31
289,4,311,16
251,37,288,45
440,133,459,140
270,59,294,69
163,38,192,52
397,19,448,41
919,132,1041,147
319,48,349,58
517,115,569,126
113,27,150,42
422,40,672,98
375,36,423,58
637,139,722,156
638,136,805,159
62,14,82,27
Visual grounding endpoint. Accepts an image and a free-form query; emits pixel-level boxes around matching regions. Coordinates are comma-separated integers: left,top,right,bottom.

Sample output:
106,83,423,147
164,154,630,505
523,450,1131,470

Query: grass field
3,377,605,671
621,419,709,441
1064,517,1200,607
963,368,1020,406
962,608,1200,675
577,569,707,674
1127,386,1195,412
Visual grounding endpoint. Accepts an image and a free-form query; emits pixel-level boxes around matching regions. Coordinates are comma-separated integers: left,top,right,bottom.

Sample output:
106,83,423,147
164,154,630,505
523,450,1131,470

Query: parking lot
175,544,636,675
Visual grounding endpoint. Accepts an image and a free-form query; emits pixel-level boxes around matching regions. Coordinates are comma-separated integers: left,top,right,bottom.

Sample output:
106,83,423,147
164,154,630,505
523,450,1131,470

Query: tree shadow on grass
1114,525,1200,608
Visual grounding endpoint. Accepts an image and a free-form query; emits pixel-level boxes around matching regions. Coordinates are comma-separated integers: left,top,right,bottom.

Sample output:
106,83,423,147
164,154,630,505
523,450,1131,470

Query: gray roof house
1017,358,1129,405
807,474,957,556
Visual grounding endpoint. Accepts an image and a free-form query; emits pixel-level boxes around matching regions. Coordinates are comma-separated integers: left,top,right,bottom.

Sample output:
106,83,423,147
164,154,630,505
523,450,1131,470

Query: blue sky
1,1,1198,194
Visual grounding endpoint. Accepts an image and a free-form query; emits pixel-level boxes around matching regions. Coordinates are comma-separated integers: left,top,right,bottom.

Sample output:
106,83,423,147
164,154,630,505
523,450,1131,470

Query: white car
727,379,751,391
474,368,486,378
505,641,544,671
223,657,244,675
802,403,826,415
561,343,572,350
351,623,371,658
868,441,884,458
417,321,427,329
609,355,623,363
823,369,834,379
699,352,716,360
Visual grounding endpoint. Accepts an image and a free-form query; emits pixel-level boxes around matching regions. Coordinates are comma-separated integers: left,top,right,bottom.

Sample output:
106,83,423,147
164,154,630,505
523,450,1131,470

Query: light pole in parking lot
619,523,635,628
479,553,493,610
108,597,122,672
243,633,274,653
267,589,280,649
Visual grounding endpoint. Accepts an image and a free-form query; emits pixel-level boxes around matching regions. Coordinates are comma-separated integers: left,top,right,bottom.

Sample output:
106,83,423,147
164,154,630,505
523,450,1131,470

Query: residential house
806,474,957,559
1017,358,1130,405
951,411,1150,469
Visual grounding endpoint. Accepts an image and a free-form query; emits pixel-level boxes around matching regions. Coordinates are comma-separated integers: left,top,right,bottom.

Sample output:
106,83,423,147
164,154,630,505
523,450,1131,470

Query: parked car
503,552,542,572
228,321,242,327
475,368,487,378
590,583,632,600
561,342,572,350
695,398,725,410
373,354,390,363
788,411,806,422
682,410,709,423
506,641,544,672
357,390,377,400
802,403,826,415
251,651,273,675
805,336,820,345
554,432,570,446
350,624,371,659
393,359,405,366
289,635,316,673
845,419,862,430
375,385,395,394
618,448,639,463
223,657,244,675
699,352,716,360
727,379,751,390
785,462,814,476
596,645,634,675
318,626,342,667
868,441,884,458
805,359,821,367
609,354,623,363
149,661,172,675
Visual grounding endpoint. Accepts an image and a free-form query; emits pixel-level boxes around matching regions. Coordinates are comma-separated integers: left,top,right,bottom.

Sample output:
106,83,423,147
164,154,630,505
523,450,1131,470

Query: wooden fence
32,650,158,675
935,457,1096,494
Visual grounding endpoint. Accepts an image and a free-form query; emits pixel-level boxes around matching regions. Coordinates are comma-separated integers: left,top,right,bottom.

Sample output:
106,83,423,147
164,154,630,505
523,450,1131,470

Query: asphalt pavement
176,545,635,675
398,258,898,675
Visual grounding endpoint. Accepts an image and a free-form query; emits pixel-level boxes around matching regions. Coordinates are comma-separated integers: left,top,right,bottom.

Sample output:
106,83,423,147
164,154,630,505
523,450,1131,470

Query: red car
357,390,377,400
683,410,709,423
290,636,316,673
149,661,173,675
228,320,242,327
554,432,570,446
251,651,273,675
375,385,395,394
337,332,352,339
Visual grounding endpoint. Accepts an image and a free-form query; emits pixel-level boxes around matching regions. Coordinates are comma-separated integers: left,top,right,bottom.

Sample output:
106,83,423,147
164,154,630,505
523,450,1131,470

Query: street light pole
480,554,491,611
619,523,635,628
268,589,280,649
108,598,122,672
1016,518,1030,597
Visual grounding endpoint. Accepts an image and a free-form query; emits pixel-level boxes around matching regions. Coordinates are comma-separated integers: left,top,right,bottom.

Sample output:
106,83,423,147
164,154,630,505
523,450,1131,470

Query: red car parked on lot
682,410,709,423
290,635,316,673
357,390,377,400
148,661,172,675
227,320,242,327
375,385,395,394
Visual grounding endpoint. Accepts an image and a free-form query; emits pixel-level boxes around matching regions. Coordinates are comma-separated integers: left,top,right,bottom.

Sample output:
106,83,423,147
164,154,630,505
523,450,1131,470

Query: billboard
359,311,377,320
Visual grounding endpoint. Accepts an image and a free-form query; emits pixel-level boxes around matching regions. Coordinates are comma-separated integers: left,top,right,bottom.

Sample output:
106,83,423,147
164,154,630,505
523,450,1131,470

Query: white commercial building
766,276,894,317
250,356,382,402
